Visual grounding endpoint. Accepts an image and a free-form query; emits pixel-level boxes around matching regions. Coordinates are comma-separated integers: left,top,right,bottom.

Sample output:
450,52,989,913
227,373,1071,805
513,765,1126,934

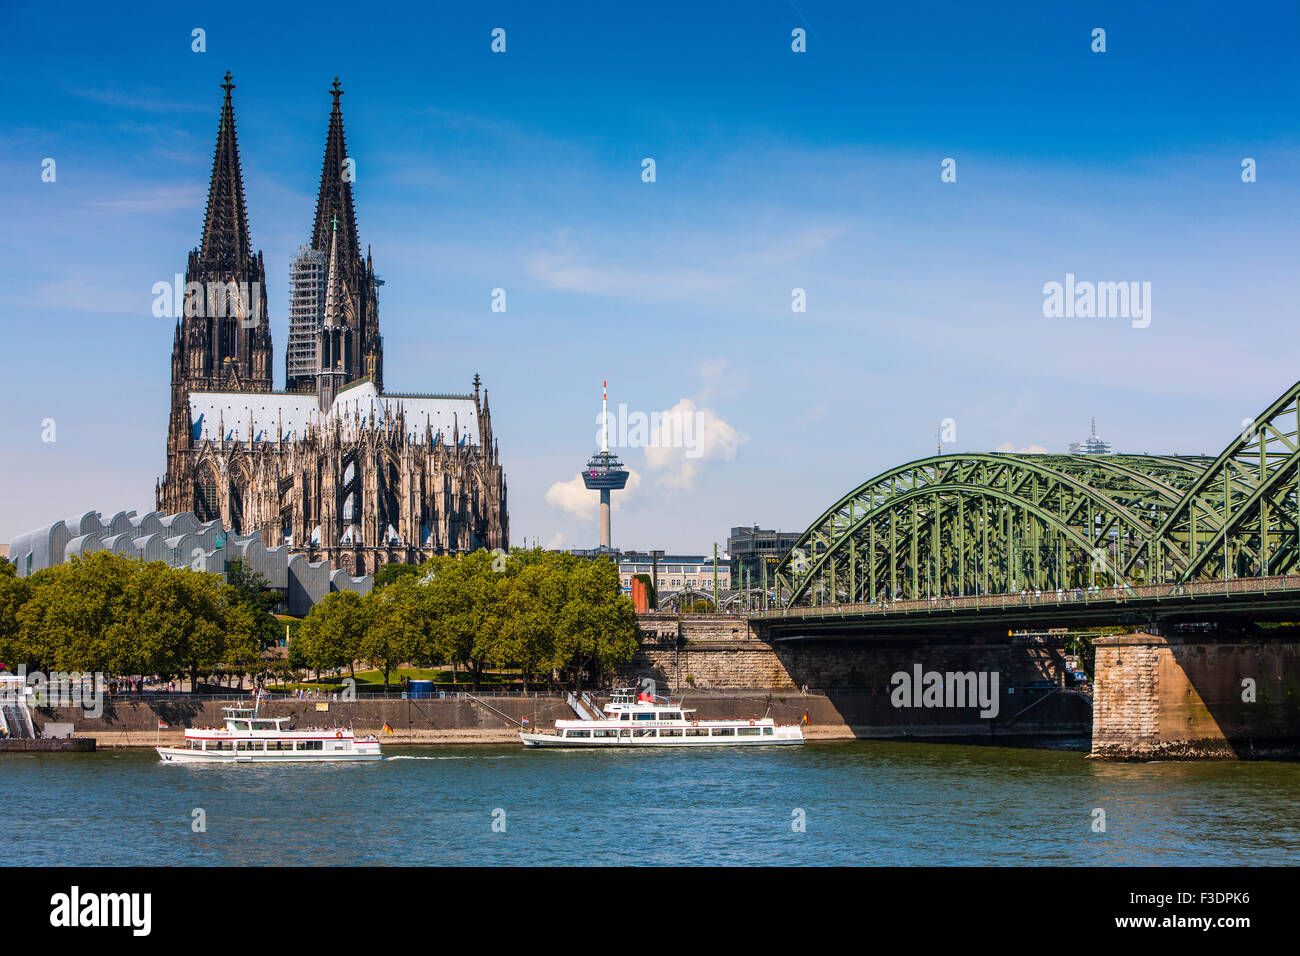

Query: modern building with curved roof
8,509,370,615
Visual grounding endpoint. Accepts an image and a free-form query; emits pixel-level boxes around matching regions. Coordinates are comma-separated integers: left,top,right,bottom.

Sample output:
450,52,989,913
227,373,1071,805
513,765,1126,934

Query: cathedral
158,73,509,575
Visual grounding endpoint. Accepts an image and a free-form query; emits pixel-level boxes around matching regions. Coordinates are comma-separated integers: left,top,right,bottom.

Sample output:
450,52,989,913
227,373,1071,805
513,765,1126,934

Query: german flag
381,723,395,736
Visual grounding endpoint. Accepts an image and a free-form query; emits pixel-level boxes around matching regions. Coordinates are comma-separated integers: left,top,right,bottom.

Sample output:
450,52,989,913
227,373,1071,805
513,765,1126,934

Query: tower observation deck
583,381,629,550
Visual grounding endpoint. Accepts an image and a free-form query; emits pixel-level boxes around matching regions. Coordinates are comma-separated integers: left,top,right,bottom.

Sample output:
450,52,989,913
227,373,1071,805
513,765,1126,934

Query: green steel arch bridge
759,380,1300,631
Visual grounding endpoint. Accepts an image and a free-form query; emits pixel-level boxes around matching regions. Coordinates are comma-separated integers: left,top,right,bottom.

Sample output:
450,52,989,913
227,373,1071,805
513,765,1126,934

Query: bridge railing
755,574,1300,620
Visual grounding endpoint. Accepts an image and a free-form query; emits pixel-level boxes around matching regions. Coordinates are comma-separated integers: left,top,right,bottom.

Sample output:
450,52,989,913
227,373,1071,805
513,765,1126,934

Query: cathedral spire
198,71,252,272
311,77,359,266
322,215,348,327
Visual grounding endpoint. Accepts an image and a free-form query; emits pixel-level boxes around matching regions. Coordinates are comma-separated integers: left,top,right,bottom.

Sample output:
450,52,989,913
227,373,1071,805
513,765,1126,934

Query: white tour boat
520,682,804,748
156,703,382,763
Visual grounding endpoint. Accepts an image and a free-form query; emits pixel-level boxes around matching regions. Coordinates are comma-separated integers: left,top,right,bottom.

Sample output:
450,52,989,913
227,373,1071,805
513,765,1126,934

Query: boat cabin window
711,727,735,736
635,713,654,721
620,713,630,721
763,727,774,735
659,712,682,721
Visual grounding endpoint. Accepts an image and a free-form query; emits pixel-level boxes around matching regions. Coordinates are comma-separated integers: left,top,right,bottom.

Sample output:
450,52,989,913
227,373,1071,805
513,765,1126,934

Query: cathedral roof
187,379,479,446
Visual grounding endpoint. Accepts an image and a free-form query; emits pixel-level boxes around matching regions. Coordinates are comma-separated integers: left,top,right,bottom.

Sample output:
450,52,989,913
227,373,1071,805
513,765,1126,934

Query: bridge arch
774,454,1193,605
775,381,1300,607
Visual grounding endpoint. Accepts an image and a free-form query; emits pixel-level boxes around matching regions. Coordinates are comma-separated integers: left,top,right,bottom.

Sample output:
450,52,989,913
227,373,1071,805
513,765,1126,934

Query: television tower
583,380,629,551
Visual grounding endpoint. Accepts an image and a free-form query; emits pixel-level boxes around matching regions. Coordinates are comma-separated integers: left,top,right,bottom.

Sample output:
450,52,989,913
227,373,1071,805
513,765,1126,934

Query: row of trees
0,548,640,693
0,552,280,687
295,549,638,691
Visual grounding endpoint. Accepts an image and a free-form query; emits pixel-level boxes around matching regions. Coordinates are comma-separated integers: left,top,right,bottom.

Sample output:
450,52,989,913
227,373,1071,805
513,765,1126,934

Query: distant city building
1069,418,1113,455
727,525,801,584
567,547,731,593
617,551,731,593
8,509,370,615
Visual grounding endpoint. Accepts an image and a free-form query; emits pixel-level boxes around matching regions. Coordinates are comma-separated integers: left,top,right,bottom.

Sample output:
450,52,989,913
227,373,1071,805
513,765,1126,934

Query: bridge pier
1091,632,1300,760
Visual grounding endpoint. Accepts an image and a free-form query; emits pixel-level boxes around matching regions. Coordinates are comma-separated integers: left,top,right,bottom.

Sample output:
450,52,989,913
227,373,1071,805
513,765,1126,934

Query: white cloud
86,185,204,213
644,399,746,490
995,442,1049,454
545,469,641,521
524,224,846,307
697,357,748,401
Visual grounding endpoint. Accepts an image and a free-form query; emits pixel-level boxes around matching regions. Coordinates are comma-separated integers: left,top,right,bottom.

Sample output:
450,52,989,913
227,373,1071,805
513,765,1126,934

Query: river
4,740,1298,866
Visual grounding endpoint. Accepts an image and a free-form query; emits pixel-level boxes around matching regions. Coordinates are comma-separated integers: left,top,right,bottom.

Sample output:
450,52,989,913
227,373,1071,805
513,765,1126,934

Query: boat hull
156,746,382,763
520,730,804,748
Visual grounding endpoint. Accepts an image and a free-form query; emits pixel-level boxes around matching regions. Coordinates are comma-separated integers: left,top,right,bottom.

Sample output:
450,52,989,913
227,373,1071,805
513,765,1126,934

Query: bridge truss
775,381,1300,605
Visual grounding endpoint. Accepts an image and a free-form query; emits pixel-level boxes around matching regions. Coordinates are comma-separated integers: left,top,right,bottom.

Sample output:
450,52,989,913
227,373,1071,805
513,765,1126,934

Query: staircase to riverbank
566,692,602,720
1,703,35,739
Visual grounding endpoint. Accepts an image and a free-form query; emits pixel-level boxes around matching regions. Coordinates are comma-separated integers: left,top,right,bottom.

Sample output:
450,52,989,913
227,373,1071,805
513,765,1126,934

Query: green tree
425,550,509,691
297,590,370,678
0,560,29,670
223,559,281,651
554,557,638,690
360,576,429,691
499,560,564,692
373,562,423,589
17,552,135,672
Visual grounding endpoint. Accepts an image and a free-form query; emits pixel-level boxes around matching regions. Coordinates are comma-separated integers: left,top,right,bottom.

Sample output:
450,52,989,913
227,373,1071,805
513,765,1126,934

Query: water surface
3,741,1297,865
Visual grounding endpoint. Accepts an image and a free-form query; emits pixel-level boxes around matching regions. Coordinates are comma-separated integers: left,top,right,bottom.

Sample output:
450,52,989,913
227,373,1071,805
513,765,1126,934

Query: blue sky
2,0,1298,553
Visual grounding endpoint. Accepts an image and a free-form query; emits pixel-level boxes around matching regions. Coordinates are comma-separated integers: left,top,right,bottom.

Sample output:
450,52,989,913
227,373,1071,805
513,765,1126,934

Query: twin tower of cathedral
158,73,508,575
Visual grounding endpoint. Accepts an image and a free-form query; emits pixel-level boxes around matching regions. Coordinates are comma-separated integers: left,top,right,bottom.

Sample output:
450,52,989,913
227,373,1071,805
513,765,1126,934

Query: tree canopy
297,548,639,690
0,548,641,694
3,552,249,683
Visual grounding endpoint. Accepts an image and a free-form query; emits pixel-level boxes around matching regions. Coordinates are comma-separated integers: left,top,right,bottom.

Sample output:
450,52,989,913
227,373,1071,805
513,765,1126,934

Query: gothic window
195,468,220,522
229,476,246,533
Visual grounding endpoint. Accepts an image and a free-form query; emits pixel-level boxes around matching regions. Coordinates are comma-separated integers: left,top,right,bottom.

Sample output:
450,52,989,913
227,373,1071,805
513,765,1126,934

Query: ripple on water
3,741,1299,865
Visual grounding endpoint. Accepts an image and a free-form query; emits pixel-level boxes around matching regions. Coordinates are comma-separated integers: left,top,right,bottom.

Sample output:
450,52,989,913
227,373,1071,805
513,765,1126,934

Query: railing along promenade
99,688,559,703
752,573,1300,621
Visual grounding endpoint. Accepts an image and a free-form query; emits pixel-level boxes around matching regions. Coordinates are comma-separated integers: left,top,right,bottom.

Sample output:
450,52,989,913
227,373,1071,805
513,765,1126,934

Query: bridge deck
753,574,1300,636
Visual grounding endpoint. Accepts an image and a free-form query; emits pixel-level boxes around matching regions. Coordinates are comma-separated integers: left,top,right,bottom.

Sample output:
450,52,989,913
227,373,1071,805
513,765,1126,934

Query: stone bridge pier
1091,632,1300,759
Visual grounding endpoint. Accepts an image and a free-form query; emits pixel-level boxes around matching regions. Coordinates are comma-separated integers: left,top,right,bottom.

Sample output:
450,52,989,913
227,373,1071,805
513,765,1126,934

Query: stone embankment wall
32,696,577,746
1091,633,1300,759
34,612,1097,747
628,613,1090,738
